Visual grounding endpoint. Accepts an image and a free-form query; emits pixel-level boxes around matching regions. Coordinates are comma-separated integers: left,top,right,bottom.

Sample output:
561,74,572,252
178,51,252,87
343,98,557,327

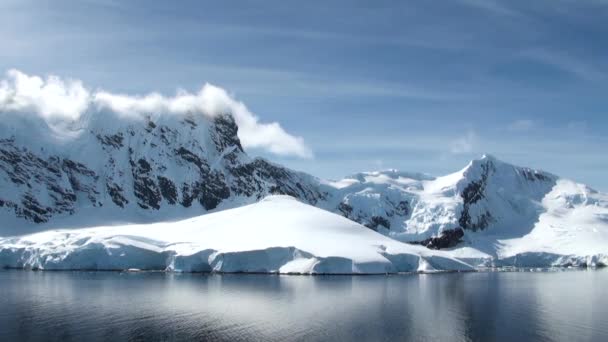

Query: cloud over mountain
0,69,312,158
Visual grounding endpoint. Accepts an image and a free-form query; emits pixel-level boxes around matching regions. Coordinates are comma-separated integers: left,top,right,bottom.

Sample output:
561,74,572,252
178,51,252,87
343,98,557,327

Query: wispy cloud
566,120,589,134
457,0,521,17
176,64,469,101
507,119,535,132
521,49,606,82
450,130,477,154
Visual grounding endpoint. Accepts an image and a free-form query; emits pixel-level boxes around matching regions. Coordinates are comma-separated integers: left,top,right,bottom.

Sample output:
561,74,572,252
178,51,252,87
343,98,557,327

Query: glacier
0,196,473,274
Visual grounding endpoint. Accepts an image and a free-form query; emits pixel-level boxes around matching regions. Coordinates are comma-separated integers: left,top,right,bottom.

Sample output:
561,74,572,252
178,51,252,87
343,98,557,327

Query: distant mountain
1,109,607,268
328,155,608,267
326,154,558,242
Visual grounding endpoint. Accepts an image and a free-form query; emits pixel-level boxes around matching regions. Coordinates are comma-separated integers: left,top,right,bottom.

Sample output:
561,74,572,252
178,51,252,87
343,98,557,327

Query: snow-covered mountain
324,154,558,243
0,196,472,274
1,108,607,270
327,156,608,267
0,110,324,234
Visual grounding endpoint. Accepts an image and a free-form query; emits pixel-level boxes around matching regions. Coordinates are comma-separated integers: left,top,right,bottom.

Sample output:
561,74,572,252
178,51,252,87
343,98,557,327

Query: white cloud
0,69,90,123
458,0,521,17
450,130,477,154
0,69,312,158
507,119,535,132
566,120,588,133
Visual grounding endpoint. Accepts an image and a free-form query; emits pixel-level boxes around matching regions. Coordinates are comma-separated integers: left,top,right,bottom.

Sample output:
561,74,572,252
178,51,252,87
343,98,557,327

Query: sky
1,0,607,190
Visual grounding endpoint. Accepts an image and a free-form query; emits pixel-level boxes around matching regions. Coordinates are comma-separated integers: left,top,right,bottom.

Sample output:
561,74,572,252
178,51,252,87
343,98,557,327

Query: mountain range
1,109,606,272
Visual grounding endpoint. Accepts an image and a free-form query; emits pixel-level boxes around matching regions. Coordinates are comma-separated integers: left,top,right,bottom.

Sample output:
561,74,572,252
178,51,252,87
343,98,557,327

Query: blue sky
1,0,607,189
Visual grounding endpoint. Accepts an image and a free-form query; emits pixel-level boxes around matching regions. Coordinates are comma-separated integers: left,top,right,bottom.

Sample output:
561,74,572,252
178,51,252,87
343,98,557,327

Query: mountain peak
460,153,556,185
469,154,504,167
480,153,498,162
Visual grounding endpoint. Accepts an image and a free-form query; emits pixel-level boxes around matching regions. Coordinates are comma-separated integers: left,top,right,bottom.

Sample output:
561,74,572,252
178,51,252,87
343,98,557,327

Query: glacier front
0,196,473,274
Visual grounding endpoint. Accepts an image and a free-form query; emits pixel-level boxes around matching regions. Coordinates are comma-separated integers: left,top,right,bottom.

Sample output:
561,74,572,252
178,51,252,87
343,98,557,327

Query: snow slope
483,179,608,267
0,196,473,274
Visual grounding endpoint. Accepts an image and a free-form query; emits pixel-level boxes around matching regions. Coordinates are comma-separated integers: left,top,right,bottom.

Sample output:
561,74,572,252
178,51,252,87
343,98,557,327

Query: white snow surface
484,179,608,268
0,196,473,274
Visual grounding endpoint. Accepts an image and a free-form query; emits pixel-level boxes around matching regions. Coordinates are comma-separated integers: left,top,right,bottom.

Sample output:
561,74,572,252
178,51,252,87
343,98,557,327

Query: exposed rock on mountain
0,111,324,232
409,228,464,250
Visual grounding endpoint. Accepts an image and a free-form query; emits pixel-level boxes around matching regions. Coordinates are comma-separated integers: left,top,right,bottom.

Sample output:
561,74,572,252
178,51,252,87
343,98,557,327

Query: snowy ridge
0,196,473,274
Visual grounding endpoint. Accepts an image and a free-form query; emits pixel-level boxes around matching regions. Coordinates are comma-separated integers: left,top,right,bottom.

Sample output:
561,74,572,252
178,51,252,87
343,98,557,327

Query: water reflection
1,270,607,341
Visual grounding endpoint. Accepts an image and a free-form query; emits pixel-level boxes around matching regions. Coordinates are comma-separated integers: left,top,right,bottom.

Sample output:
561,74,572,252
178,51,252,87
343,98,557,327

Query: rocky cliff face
455,156,556,233
0,112,325,227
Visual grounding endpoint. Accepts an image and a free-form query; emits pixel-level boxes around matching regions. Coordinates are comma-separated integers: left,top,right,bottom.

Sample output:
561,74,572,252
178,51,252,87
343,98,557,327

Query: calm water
1,270,607,342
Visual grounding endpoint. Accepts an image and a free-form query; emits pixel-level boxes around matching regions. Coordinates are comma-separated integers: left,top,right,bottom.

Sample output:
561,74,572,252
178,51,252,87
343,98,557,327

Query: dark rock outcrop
365,216,391,231
96,133,124,149
107,183,128,208
0,139,96,222
131,158,162,210
157,176,177,205
212,114,244,153
409,228,465,249
459,160,493,231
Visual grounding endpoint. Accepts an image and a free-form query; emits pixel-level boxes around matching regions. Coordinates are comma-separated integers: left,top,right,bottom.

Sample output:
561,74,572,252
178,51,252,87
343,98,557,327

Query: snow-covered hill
1,104,607,271
0,196,472,273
